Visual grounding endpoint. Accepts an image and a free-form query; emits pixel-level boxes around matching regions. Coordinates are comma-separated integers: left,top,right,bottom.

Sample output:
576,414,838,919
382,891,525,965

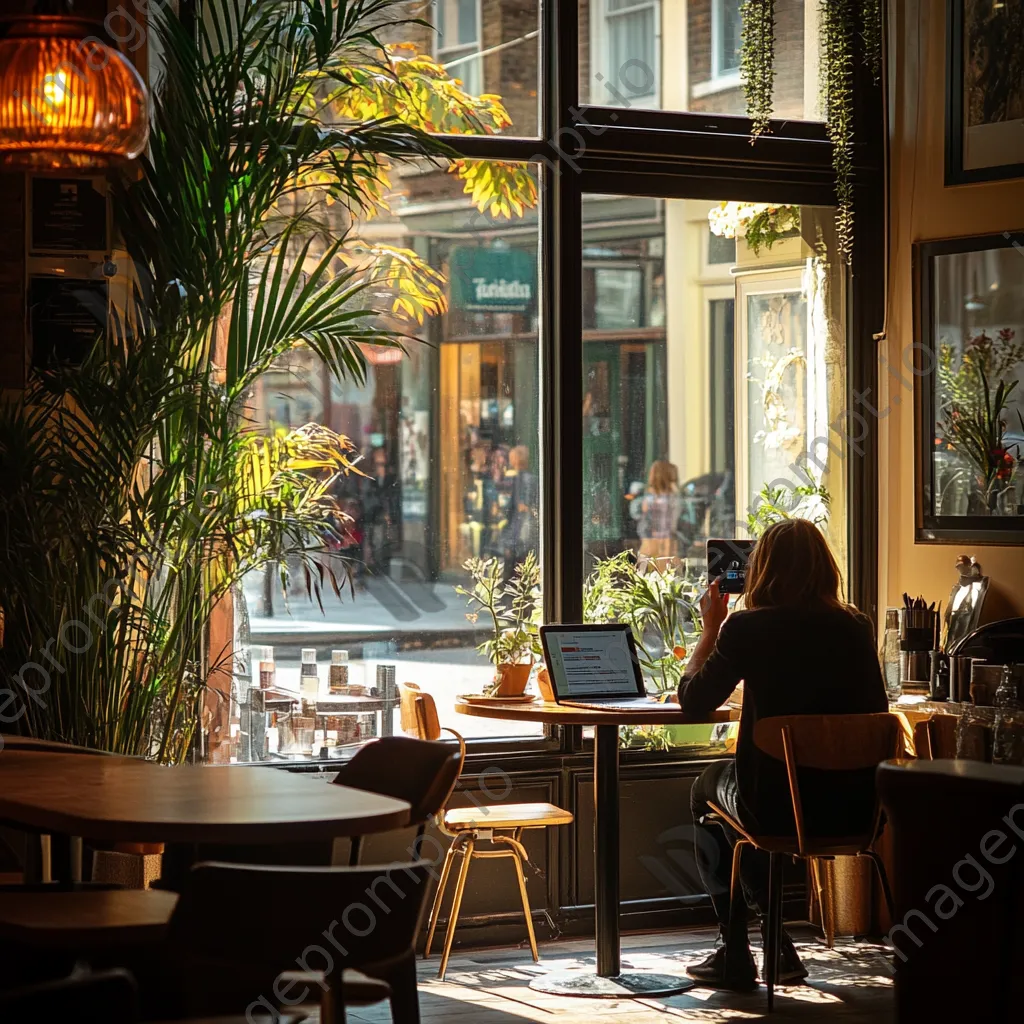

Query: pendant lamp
0,0,149,171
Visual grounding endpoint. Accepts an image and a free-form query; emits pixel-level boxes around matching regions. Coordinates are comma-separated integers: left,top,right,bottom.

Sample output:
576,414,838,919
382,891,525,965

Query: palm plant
0,0,535,760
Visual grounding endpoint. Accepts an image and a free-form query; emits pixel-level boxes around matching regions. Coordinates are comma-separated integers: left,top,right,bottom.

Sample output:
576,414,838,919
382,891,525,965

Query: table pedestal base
529,970,694,998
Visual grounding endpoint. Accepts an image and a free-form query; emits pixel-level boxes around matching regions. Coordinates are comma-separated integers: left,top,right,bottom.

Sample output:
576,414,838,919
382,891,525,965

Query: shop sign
449,246,535,313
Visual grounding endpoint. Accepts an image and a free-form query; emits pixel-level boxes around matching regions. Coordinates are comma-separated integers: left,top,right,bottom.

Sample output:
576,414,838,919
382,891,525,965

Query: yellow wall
882,0,1024,622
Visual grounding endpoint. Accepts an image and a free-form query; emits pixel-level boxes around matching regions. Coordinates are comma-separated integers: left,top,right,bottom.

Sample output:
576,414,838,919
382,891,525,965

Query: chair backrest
168,860,433,1017
332,736,462,824
753,713,902,853
399,682,441,741
913,714,958,760
753,713,902,770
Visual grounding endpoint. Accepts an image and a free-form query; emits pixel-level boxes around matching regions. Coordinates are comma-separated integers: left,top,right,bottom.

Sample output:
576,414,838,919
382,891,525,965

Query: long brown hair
646,459,677,495
744,519,844,610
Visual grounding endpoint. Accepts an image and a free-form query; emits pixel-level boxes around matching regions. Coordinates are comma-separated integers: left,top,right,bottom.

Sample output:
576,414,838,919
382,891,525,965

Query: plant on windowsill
740,0,882,262
708,201,801,255
0,0,537,762
583,551,701,695
747,481,832,537
455,552,541,697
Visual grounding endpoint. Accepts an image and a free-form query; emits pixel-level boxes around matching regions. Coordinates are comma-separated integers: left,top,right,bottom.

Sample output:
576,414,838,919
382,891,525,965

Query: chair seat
706,804,872,857
275,968,390,1007
443,802,573,831
0,889,178,948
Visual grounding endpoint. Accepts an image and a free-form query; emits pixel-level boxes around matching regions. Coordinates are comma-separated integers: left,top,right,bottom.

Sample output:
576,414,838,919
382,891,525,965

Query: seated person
679,519,886,990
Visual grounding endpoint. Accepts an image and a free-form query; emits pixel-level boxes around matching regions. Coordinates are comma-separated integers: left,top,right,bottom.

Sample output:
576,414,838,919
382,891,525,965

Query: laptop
539,623,661,711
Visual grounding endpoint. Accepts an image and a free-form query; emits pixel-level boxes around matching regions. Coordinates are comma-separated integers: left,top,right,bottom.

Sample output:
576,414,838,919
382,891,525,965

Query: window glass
582,196,847,750
340,0,539,137
580,0,822,121
714,0,743,78
232,161,544,762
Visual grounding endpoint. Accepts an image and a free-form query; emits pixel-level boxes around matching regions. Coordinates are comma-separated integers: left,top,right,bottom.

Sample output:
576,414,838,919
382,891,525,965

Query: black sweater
679,605,887,835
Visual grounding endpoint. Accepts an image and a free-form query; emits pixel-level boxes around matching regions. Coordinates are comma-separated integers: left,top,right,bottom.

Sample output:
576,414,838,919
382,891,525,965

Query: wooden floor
350,926,895,1022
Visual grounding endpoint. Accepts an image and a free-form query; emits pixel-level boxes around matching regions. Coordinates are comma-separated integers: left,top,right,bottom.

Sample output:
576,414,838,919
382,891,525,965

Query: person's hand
700,577,729,637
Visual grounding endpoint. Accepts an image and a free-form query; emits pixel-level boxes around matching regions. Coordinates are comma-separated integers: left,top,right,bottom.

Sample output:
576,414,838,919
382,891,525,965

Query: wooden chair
707,713,901,1012
331,735,462,867
398,682,573,979
912,713,958,759
166,860,433,1024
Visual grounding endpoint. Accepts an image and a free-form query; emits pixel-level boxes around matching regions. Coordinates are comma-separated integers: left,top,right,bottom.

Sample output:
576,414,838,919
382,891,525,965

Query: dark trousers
690,759,770,942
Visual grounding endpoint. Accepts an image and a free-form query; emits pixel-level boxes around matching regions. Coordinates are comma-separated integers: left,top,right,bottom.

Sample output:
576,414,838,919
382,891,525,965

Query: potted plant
455,552,540,697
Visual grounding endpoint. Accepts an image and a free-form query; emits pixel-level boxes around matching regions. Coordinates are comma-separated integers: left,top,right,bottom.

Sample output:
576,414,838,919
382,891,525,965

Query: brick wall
688,0,808,118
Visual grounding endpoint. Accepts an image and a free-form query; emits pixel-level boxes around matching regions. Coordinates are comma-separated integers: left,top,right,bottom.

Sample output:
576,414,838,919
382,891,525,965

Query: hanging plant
741,0,776,139
740,0,883,262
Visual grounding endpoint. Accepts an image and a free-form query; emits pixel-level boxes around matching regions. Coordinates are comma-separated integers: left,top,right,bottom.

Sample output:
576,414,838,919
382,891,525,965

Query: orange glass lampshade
0,15,149,171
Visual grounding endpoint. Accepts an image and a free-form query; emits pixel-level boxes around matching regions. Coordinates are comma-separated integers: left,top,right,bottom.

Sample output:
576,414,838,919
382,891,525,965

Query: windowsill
691,73,742,100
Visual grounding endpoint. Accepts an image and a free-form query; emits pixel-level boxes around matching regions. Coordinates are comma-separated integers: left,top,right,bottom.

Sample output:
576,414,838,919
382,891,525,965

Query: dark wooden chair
165,860,433,1024
0,966,138,1022
331,735,462,867
707,713,901,1012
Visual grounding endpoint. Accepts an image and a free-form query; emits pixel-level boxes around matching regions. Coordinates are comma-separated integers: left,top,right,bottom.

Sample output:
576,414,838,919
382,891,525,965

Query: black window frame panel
186,0,884,764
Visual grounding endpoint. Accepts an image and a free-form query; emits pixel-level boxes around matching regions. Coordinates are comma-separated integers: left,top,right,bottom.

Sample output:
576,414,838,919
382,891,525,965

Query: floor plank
348,926,894,1022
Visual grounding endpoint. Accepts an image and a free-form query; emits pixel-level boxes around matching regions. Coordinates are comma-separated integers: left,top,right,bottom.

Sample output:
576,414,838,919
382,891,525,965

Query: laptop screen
540,624,644,699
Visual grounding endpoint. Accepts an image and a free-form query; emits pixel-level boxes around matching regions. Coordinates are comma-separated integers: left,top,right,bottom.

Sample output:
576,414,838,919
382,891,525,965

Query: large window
221,0,881,764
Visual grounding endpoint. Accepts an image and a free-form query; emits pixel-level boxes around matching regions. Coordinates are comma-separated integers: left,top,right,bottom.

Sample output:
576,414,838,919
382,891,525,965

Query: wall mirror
915,232,1024,542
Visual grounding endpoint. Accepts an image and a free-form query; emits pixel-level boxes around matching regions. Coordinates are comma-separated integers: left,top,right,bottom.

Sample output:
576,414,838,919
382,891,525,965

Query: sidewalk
244,568,484,648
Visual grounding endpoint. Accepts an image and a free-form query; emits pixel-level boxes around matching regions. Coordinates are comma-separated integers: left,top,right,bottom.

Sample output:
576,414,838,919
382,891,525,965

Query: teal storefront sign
449,246,536,313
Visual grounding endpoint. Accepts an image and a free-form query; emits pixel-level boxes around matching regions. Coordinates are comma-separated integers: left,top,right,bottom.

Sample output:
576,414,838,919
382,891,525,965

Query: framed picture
914,232,1024,542
945,0,1024,185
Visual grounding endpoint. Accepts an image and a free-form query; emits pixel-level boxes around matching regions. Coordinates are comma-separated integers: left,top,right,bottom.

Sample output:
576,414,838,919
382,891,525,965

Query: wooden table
456,698,737,998
0,750,411,888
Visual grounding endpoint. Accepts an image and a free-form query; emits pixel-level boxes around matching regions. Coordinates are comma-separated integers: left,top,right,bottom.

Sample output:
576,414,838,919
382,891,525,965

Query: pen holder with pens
899,608,937,693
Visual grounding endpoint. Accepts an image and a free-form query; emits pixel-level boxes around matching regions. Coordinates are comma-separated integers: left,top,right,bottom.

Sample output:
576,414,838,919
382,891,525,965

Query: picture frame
914,232,1024,543
945,0,1024,186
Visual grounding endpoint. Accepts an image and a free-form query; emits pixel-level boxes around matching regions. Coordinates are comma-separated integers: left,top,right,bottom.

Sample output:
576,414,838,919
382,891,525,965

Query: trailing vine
820,0,856,261
739,0,884,263
860,0,883,81
741,0,776,139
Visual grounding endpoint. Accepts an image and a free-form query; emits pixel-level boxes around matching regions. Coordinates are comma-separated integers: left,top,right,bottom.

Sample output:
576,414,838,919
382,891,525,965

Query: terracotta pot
536,666,556,702
493,662,532,697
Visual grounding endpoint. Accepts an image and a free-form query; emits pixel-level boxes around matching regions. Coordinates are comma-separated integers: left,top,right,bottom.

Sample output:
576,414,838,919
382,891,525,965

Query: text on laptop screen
544,628,640,697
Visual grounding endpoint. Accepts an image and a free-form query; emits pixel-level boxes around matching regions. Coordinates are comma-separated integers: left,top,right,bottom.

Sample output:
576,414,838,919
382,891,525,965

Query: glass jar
880,608,902,702
956,704,996,762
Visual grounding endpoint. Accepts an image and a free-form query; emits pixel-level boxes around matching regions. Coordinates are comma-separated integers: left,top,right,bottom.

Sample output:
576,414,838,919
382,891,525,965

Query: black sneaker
759,921,809,983
686,942,758,991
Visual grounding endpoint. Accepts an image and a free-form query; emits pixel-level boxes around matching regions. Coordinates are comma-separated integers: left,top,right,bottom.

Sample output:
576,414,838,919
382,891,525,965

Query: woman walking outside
630,459,683,569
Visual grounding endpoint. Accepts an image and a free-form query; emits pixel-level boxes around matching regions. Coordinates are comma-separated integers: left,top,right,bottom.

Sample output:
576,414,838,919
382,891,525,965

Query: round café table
0,750,411,887
456,697,737,999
